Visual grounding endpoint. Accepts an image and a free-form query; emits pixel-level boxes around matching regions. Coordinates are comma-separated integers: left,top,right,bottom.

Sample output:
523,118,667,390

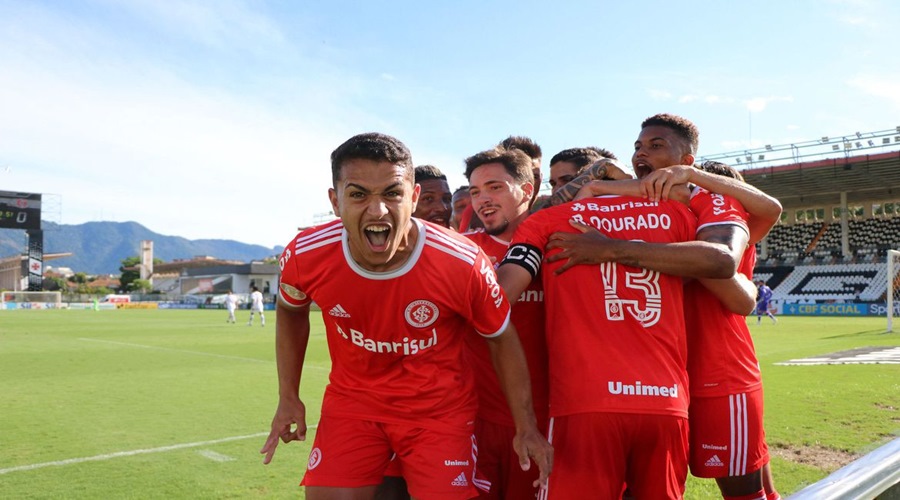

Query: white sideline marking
78,338,270,363
1,425,318,475
197,449,236,462
0,432,267,475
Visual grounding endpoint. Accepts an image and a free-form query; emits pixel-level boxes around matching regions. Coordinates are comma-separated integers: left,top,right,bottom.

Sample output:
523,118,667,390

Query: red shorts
474,418,540,499
689,389,770,478
301,415,483,499
545,412,688,500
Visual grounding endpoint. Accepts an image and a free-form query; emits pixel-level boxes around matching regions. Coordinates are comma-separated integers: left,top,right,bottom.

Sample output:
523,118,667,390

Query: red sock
766,492,782,500
723,491,766,500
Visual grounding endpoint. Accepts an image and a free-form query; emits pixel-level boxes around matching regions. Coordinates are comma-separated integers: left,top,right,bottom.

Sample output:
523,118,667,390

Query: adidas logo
328,304,350,318
450,472,468,487
705,454,725,467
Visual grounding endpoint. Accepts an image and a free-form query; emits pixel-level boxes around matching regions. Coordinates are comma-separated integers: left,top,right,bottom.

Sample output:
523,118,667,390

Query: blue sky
1,0,899,249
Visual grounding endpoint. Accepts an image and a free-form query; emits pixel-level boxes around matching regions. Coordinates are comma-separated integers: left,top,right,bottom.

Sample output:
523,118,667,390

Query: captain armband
501,243,543,278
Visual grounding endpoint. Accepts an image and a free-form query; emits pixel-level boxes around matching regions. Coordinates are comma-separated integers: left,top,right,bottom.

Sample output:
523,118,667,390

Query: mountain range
0,221,282,275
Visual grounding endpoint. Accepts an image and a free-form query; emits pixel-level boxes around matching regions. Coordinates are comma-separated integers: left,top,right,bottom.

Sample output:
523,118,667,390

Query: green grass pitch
1,310,897,499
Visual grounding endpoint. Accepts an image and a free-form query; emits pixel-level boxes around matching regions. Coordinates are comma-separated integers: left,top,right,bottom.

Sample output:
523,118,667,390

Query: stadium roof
741,150,900,210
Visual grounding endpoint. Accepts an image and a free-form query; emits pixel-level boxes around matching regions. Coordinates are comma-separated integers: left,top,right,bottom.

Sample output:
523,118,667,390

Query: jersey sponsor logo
479,258,504,309
337,325,438,355
444,459,470,466
571,200,660,213
572,212,672,233
518,289,543,303
450,472,469,487
704,454,725,467
307,447,322,470
280,282,306,301
404,300,439,328
702,444,727,451
607,380,679,398
328,304,350,318
708,192,728,216
279,248,292,271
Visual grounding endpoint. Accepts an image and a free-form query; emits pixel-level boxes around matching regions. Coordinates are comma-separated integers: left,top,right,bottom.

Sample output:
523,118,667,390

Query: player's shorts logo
307,447,322,470
404,300,439,328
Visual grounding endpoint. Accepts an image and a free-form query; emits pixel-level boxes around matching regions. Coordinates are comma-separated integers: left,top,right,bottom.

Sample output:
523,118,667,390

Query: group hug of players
260,113,784,500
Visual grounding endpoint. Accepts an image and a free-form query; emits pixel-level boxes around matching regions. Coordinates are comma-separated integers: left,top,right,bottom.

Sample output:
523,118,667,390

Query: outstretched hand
512,427,554,488
546,220,613,274
260,397,307,465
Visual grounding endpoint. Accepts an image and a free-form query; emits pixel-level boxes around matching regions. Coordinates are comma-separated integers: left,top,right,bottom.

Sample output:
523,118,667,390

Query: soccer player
638,161,782,500
551,115,783,499
547,147,617,195
260,132,552,500
450,186,471,232
413,164,452,228
497,179,733,498
460,136,544,232
463,146,550,499
756,281,777,324
248,285,265,327
224,290,238,324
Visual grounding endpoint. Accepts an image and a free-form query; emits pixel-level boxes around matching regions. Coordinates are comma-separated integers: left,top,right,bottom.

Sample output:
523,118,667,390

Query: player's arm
484,321,553,487
548,158,634,206
497,243,542,303
642,165,782,244
697,272,758,315
260,298,311,464
575,178,691,204
546,220,738,278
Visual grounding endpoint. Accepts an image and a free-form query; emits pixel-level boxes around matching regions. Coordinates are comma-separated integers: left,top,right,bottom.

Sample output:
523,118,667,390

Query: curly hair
641,113,700,155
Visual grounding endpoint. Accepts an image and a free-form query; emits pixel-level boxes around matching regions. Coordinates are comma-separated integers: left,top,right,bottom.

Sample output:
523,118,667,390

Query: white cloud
648,89,672,100
745,95,794,113
847,75,900,108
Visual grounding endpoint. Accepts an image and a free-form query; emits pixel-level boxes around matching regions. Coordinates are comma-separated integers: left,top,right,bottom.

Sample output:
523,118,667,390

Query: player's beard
485,218,509,236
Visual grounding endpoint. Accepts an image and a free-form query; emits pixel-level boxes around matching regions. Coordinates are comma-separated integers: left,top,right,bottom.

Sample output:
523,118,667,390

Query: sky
1,0,899,250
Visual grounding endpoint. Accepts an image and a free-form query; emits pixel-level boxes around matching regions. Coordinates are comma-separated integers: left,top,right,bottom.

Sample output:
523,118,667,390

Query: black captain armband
501,243,543,278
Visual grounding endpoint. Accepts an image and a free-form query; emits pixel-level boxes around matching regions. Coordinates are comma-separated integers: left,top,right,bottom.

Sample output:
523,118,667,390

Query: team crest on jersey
280,283,307,301
404,300,439,328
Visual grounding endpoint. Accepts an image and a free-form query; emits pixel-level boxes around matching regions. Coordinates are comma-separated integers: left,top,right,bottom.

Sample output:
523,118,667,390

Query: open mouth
364,223,391,250
634,162,652,179
479,207,499,220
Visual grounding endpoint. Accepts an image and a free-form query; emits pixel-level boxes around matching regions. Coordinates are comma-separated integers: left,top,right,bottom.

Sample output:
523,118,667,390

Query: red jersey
278,219,512,433
464,231,549,427
504,195,697,419
686,188,761,396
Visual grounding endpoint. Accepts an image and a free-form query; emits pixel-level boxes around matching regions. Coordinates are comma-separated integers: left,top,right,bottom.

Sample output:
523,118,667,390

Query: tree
118,256,162,293
128,279,152,293
119,256,142,293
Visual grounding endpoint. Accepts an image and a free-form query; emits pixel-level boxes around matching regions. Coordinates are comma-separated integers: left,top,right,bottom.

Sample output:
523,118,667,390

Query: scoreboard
0,191,41,230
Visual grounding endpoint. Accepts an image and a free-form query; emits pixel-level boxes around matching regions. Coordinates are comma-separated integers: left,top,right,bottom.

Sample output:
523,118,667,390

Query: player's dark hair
330,132,414,185
452,185,470,196
641,113,700,155
464,147,533,184
549,147,617,174
414,164,447,183
697,160,744,182
498,135,543,161
586,146,618,160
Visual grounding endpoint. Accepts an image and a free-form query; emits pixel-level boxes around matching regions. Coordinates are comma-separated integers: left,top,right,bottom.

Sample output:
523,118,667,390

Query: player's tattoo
550,161,610,207
698,224,743,249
